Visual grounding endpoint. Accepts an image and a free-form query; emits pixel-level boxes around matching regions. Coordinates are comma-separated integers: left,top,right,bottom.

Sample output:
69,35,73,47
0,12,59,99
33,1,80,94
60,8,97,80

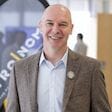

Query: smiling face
39,4,73,53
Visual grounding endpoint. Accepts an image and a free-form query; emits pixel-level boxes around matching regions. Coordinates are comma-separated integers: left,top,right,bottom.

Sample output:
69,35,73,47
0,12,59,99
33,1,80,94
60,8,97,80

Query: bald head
41,4,72,24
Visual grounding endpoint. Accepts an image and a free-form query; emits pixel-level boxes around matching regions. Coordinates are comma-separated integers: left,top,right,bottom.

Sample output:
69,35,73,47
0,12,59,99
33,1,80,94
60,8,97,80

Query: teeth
50,36,61,40
51,37,59,40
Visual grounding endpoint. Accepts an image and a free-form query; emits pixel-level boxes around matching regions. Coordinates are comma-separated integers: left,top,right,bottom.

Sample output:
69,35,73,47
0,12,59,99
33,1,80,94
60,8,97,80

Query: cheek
47,29,53,35
64,31,71,36
63,28,72,35
42,28,52,36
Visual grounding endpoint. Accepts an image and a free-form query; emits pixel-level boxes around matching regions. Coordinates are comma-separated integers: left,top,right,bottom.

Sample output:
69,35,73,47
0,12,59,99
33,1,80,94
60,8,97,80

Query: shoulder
68,49,100,69
14,51,41,69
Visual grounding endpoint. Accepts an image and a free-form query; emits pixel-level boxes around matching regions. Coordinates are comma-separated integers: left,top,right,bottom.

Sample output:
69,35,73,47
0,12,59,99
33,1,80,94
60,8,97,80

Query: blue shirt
37,50,68,112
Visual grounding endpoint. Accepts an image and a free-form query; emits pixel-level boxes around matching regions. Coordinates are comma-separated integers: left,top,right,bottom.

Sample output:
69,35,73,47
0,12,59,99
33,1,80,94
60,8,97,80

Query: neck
78,39,82,42
43,46,67,64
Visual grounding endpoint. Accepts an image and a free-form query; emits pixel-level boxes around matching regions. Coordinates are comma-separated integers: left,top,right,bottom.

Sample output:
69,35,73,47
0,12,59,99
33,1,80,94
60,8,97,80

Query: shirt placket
49,66,56,112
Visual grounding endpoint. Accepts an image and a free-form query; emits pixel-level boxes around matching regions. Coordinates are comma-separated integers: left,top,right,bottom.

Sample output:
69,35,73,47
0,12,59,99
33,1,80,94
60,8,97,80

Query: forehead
42,6,71,22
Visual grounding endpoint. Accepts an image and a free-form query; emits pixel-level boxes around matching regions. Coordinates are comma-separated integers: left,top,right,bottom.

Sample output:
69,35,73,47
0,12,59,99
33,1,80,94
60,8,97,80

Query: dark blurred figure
0,103,5,112
1,30,27,71
74,33,88,56
13,30,26,47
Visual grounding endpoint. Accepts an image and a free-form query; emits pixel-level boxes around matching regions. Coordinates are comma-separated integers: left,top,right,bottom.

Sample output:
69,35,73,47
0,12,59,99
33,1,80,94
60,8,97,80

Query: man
74,33,88,56
6,4,111,112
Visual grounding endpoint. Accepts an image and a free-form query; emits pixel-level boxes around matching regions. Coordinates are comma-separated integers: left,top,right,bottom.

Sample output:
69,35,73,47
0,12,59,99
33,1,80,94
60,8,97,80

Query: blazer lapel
63,49,80,112
26,53,41,112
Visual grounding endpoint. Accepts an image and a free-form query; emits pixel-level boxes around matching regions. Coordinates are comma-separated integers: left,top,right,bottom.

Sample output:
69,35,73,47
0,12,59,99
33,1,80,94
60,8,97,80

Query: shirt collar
39,49,68,67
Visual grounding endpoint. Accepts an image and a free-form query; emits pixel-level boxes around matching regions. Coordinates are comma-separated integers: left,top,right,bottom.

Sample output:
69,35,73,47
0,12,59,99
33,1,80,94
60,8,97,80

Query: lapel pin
67,71,75,79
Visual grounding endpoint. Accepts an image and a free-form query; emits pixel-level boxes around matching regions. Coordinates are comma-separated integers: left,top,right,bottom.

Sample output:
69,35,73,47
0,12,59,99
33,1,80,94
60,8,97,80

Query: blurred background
0,0,112,111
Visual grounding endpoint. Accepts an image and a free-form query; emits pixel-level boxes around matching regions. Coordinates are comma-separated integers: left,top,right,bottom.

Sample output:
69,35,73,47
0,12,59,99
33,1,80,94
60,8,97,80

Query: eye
46,22,53,27
59,23,68,28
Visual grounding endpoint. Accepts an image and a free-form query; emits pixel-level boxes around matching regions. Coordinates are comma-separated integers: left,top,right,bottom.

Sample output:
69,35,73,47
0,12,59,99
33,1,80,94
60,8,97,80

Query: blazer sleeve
6,65,20,112
91,67,111,112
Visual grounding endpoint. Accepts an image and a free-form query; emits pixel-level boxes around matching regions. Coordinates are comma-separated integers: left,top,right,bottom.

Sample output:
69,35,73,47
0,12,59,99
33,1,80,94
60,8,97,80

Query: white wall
68,11,97,58
47,0,112,58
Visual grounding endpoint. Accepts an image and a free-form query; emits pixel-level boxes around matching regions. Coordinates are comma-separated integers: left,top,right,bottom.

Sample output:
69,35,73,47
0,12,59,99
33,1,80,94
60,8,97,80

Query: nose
51,24,60,34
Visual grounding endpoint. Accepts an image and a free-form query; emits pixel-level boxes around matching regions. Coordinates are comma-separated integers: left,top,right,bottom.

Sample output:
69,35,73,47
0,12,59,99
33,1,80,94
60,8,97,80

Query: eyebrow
45,20,53,22
45,19,68,24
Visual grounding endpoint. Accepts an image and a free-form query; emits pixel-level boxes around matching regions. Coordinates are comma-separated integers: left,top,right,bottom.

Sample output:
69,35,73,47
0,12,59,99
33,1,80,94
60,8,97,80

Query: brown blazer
6,49,111,112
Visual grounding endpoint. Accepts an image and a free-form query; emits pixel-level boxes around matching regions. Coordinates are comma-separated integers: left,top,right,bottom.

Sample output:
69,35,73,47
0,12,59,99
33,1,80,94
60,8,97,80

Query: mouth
49,36,62,40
